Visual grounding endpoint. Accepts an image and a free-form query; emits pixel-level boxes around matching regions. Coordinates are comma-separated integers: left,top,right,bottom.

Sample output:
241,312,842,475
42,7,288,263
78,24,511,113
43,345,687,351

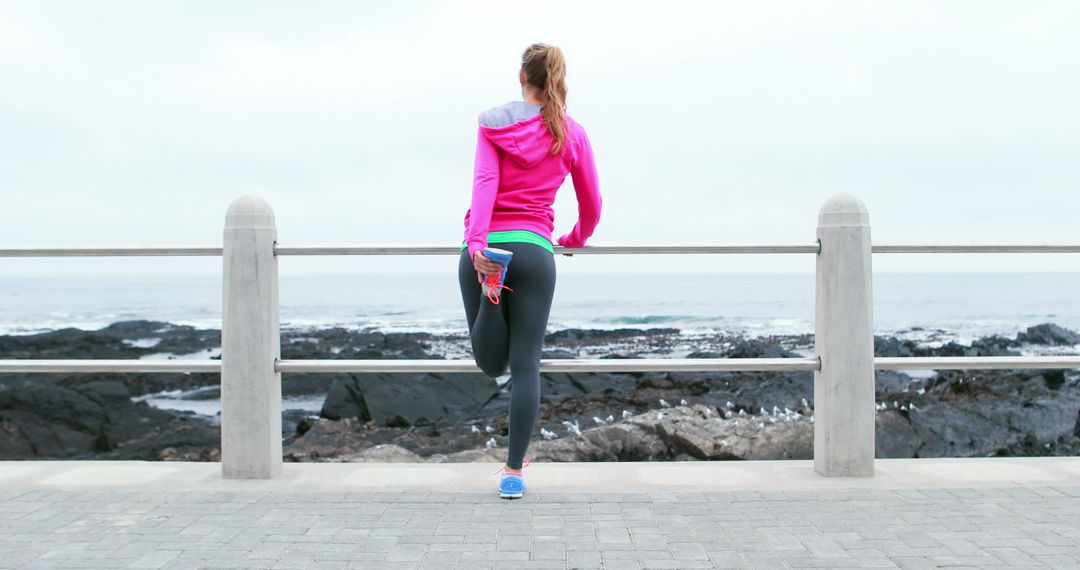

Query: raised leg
458,249,509,377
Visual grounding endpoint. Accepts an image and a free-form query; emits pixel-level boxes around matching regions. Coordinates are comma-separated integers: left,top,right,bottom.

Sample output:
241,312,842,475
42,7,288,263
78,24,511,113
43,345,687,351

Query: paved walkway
2,458,1080,569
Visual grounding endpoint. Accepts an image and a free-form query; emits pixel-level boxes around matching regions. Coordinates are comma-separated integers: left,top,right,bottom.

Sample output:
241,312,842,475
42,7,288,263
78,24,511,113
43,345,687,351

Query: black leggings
457,242,556,470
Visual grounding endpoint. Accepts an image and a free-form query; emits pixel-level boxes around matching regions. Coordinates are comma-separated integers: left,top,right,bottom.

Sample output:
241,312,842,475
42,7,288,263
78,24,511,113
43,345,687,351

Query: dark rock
320,372,499,426
295,416,316,437
875,410,921,458
875,336,919,358
282,409,313,439
0,377,217,460
530,421,670,462
285,417,365,460
876,371,921,393
543,327,681,352
541,348,577,359
385,414,411,428
1017,323,1080,346
1044,370,1068,390
721,339,801,359
100,421,219,461
969,335,1023,356
686,351,724,358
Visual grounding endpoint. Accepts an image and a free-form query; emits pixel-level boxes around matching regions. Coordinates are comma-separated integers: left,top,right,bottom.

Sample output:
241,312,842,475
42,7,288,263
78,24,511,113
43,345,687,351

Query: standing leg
499,242,556,471
458,249,509,377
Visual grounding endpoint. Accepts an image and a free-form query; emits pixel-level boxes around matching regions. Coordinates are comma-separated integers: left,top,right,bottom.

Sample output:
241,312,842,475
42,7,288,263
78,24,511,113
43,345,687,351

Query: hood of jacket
480,112,566,169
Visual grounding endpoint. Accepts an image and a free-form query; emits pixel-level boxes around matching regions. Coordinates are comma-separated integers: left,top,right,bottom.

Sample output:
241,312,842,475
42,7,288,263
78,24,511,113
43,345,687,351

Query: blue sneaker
481,247,514,305
494,458,530,499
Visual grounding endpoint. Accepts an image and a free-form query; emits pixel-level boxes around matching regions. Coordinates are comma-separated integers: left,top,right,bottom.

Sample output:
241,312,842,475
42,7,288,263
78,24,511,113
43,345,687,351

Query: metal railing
7,243,1080,257
2,193,1078,480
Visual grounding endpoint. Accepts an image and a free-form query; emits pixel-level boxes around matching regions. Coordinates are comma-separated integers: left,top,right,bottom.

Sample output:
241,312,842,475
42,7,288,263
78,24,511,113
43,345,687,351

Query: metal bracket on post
814,194,875,477
222,196,282,479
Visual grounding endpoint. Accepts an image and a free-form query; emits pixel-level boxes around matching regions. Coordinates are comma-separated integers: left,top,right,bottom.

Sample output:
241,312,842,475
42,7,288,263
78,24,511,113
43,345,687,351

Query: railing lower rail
5,356,1080,374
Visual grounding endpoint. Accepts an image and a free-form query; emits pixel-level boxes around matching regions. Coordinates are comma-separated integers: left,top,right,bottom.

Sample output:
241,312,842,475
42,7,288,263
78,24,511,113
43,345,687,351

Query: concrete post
814,193,875,477
222,196,282,479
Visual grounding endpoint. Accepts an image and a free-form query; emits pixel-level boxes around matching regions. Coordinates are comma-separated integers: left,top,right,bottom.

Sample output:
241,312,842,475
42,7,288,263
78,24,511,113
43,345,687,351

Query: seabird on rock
679,399,688,406
561,419,582,437
738,409,747,417
485,425,494,433
485,437,497,448
659,398,671,408
592,416,607,425
605,414,614,423
725,401,734,408
540,428,558,440
622,410,633,418
724,410,733,419
801,398,809,407
471,425,481,433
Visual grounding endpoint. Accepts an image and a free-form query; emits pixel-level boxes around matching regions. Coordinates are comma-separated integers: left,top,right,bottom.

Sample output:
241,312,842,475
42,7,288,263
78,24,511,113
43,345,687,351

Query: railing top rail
872,244,1080,253
0,246,224,257
275,243,822,255
4,242,1080,257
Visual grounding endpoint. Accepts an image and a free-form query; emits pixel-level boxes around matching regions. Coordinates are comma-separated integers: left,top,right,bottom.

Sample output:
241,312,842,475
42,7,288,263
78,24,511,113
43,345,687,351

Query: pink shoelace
493,458,531,475
482,271,513,305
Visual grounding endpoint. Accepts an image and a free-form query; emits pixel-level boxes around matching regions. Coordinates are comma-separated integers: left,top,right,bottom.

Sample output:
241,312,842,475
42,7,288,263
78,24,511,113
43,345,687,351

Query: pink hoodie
462,106,602,260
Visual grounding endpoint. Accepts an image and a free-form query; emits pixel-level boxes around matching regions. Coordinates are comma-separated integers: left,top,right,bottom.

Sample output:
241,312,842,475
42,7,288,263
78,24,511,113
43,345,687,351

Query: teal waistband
460,229,555,255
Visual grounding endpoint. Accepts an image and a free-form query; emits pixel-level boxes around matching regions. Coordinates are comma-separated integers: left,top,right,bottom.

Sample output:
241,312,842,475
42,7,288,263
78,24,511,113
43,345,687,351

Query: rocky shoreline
1,320,1078,463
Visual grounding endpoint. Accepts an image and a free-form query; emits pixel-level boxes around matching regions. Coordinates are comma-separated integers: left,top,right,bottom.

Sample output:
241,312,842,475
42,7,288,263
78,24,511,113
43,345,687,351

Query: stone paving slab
1,458,1080,569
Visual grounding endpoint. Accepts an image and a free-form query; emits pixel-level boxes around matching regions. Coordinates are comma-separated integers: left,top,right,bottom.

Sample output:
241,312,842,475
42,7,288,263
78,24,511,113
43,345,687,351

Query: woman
457,43,602,499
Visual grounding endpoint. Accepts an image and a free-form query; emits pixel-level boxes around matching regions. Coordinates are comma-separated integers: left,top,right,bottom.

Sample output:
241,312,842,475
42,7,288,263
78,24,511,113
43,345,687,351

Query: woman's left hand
473,250,502,282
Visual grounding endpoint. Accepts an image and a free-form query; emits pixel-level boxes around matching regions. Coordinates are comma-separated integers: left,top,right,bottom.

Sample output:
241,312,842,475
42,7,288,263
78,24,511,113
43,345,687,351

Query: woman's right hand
557,234,576,257
473,250,503,282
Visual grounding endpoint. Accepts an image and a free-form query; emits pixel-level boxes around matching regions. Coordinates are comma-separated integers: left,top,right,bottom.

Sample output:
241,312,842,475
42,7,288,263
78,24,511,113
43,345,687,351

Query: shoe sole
499,475,526,499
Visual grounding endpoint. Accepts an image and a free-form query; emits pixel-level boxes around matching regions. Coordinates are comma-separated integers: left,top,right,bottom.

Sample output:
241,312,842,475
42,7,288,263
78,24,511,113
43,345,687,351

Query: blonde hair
521,43,568,155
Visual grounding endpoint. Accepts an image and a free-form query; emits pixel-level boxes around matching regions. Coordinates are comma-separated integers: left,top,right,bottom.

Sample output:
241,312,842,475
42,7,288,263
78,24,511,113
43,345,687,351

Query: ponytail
521,43,569,155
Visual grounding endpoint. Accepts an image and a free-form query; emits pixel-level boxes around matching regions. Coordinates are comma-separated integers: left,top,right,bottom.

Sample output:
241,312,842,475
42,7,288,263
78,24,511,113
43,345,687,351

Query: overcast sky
1,0,1078,277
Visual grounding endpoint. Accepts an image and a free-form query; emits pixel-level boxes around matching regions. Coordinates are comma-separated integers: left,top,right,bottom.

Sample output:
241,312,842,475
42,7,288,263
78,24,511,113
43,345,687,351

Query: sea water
1,272,1077,343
